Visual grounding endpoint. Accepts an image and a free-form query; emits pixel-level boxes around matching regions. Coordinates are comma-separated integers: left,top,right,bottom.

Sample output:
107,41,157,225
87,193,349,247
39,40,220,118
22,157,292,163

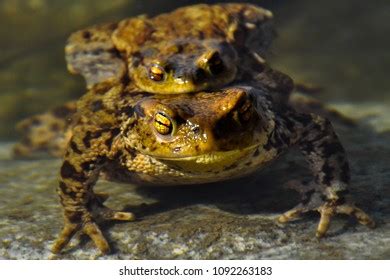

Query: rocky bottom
0,103,389,259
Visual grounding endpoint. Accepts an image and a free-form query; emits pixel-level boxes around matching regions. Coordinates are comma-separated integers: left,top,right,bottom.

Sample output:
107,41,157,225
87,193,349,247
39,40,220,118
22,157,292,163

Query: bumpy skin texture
65,3,277,93
42,83,375,254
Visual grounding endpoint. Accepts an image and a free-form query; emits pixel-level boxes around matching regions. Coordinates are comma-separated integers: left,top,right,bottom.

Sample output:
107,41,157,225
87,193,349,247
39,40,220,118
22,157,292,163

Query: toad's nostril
192,126,201,134
237,99,254,123
194,68,207,82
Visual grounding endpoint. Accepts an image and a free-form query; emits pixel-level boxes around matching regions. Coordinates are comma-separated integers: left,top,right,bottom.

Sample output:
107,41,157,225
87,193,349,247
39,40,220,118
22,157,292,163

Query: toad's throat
151,145,260,173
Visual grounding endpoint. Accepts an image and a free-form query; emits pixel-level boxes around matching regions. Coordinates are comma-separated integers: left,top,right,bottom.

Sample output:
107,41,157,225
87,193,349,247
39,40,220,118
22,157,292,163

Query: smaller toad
65,3,276,93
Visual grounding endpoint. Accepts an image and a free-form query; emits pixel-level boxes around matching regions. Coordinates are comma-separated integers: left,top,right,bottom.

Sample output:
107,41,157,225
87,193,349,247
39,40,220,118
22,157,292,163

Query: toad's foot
52,202,135,254
277,191,375,237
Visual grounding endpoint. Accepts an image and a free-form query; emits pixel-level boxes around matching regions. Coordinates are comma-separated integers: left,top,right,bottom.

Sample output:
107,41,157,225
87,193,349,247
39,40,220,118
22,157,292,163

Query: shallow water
0,0,389,259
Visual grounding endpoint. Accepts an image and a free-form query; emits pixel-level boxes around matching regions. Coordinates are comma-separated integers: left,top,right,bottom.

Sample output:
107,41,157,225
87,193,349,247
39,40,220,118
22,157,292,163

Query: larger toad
65,3,279,94
43,82,375,254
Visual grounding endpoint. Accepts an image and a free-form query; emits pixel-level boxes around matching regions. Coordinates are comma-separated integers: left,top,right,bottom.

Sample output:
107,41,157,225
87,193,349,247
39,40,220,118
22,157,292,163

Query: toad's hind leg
276,112,375,236
53,172,136,254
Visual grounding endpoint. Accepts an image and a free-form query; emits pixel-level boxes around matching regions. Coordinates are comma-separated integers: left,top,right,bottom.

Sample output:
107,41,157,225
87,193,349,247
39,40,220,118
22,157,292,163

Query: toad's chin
153,145,259,173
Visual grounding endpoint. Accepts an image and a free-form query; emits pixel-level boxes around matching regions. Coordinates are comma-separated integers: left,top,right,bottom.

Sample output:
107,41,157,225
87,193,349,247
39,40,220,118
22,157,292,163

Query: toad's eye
207,51,224,75
149,65,165,82
154,112,174,135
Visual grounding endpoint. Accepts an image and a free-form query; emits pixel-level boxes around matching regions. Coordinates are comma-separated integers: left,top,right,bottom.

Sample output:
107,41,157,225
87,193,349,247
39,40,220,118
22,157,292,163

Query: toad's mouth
152,144,259,172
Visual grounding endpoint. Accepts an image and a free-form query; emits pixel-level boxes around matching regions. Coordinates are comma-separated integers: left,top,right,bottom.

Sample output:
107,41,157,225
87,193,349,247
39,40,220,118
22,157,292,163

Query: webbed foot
277,182,375,237
52,195,135,254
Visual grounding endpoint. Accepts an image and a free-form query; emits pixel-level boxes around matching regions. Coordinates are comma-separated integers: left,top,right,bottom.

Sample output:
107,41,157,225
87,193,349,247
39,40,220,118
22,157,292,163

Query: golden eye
154,112,174,135
207,52,225,75
149,65,165,82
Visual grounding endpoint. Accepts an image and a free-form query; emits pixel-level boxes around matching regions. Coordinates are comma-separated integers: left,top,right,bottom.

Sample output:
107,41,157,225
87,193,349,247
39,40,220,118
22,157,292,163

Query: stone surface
0,0,389,260
0,104,389,259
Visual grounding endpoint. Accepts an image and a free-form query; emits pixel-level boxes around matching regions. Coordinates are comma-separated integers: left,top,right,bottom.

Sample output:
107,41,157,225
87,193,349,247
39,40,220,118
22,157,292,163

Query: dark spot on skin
61,161,87,182
67,211,83,223
245,161,252,166
81,161,94,171
61,161,76,178
107,48,120,57
253,149,259,157
120,71,131,86
104,128,120,148
91,100,104,112
126,147,137,158
82,131,103,148
70,141,82,154
83,132,93,148
59,181,77,199
104,136,114,147
176,44,184,53
120,106,135,117
82,30,92,40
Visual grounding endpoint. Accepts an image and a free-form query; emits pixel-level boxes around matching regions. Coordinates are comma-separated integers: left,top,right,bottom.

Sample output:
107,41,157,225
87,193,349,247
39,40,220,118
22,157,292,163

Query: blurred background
0,0,389,140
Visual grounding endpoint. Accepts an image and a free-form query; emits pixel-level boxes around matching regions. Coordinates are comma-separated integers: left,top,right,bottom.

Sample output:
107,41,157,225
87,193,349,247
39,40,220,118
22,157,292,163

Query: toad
65,3,279,94
43,82,375,254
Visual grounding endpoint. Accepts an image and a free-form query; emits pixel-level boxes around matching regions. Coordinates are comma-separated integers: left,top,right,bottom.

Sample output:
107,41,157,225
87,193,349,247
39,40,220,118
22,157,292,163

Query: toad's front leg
276,112,375,236
51,128,135,254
